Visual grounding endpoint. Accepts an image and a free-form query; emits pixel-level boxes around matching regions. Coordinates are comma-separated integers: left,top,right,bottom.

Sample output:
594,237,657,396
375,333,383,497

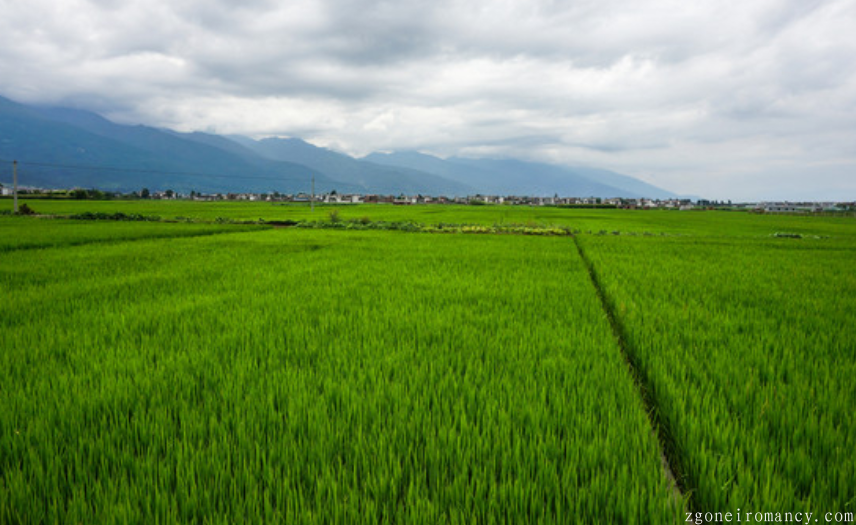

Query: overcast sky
1,0,854,200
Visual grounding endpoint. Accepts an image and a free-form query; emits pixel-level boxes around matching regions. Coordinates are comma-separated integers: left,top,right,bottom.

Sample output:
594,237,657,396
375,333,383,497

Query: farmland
0,215,260,252
578,234,856,512
14,197,856,237
1,202,855,523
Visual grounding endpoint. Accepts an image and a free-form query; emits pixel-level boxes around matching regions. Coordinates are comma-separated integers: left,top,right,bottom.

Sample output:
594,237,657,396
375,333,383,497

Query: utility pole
13,160,18,214
311,175,315,212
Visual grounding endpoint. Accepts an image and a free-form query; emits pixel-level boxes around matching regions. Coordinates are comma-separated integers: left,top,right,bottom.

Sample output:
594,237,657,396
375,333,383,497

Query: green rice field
578,234,856,512
2,202,854,523
14,197,856,237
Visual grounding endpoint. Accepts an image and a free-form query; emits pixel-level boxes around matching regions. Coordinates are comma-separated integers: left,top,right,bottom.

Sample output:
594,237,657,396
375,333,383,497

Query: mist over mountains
364,152,673,199
0,95,675,198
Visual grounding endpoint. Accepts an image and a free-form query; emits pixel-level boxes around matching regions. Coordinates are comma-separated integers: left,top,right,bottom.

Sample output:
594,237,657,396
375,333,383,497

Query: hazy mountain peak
1,94,675,198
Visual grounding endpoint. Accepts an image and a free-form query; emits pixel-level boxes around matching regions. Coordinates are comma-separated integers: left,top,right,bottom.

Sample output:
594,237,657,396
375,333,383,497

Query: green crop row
578,234,856,512
1,228,683,523
0,215,264,252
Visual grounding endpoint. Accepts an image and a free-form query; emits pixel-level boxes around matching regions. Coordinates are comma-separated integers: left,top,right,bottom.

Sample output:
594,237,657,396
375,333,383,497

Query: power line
0,157,312,184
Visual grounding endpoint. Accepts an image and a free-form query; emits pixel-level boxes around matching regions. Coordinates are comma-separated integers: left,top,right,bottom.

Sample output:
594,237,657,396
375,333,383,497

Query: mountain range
0,95,675,198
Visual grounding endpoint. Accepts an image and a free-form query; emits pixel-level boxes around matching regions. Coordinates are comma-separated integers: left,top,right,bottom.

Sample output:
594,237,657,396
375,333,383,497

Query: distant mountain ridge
364,151,675,199
0,94,675,198
0,96,339,194
231,137,475,196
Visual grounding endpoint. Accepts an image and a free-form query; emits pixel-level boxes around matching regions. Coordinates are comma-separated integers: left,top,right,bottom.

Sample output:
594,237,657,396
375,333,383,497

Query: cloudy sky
1,0,854,200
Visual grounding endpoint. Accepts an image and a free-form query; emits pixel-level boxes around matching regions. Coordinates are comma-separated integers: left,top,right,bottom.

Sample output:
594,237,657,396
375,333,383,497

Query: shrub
16,203,36,215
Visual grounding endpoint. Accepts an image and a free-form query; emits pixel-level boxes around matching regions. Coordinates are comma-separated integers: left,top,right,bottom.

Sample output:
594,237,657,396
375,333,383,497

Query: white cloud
0,0,854,199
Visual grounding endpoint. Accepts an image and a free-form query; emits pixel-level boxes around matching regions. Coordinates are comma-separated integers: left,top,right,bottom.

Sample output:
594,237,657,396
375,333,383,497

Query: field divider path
572,235,688,508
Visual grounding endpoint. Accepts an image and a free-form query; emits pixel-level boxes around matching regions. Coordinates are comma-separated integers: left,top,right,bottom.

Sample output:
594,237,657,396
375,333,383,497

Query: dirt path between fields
572,236,687,509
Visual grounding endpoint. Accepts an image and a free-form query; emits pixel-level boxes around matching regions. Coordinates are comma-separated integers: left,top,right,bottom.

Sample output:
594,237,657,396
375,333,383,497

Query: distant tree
140,188,150,199
165,189,175,199
17,203,35,215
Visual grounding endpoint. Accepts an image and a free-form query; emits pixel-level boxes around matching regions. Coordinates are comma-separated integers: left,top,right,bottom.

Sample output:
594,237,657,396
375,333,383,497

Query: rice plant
0,215,261,252
578,234,856,513
0,228,683,523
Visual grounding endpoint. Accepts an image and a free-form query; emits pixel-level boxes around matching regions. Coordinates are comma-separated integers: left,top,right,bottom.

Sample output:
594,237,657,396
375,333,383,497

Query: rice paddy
578,234,856,513
1,202,854,523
